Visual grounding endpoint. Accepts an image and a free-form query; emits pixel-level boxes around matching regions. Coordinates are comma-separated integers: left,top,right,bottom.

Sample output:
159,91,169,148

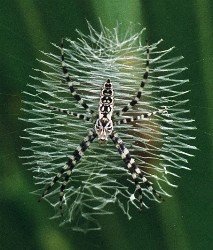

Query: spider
39,38,168,214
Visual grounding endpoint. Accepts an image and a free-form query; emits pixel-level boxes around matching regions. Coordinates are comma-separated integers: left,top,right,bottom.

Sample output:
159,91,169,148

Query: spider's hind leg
61,38,94,115
114,41,150,118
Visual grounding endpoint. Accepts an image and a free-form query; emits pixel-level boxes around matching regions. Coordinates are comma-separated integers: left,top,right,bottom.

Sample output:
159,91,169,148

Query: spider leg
110,131,163,208
47,105,95,122
61,38,94,115
114,107,168,125
114,41,150,117
39,129,97,214
58,129,97,214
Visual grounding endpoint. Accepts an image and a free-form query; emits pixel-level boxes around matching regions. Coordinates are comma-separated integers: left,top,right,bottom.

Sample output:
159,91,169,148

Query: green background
0,0,212,249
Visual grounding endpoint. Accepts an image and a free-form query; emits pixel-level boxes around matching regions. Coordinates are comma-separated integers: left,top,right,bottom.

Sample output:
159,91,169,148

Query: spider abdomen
99,79,114,120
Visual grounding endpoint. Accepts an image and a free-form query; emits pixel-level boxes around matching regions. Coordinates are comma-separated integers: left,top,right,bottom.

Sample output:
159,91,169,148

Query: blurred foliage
0,0,212,249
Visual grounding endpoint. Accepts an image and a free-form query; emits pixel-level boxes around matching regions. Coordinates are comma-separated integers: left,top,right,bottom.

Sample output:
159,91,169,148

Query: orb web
20,21,196,232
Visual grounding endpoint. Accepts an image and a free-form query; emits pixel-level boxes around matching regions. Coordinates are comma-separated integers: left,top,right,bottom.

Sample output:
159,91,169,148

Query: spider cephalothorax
95,118,113,142
39,39,166,214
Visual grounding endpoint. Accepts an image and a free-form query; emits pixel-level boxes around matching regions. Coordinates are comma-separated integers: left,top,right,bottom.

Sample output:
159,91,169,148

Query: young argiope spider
39,38,168,214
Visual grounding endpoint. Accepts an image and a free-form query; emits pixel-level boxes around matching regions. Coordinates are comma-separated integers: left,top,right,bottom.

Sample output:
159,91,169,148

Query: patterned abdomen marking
100,105,112,114
99,79,114,119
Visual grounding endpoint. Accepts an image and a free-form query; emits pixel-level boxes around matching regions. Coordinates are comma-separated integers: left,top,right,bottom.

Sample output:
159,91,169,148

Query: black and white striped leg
58,129,97,214
110,131,163,208
110,131,144,208
115,42,150,117
47,105,94,122
114,107,168,125
39,129,97,213
61,38,94,115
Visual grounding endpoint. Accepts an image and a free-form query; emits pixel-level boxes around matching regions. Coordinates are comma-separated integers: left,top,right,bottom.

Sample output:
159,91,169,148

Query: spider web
20,21,196,232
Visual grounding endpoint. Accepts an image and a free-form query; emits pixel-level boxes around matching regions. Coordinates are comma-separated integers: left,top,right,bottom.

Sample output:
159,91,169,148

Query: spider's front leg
39,129,97,214
110,131,163,209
